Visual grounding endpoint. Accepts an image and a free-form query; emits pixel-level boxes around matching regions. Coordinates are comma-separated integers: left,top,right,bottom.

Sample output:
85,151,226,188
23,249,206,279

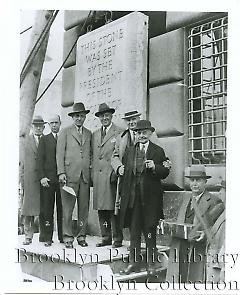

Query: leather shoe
96,240,112,247
23,238,32,245
77,240,88,247
65,241,73,248
112,242,122,248
120,264,140,275
44,241,52,247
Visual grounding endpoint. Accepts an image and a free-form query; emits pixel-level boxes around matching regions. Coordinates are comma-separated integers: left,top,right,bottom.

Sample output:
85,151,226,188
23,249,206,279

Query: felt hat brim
95,108,115,117
68,110,90,116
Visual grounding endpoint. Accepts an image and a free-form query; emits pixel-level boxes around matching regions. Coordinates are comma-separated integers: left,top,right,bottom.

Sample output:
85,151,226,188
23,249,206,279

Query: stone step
18,233,169,283
115,266,167,282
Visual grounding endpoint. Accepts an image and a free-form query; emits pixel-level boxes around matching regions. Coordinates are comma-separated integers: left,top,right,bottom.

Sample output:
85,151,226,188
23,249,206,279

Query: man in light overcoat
111,110,141,176
92,103,124,247
111,110,141,213
21,115,46,245
56,102,92,248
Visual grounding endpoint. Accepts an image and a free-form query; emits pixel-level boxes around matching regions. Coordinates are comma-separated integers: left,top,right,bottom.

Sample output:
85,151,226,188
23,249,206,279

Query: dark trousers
129,184,157,265
98,210,123,243
61,175,90,243
39,186,46,241
40,182,63,242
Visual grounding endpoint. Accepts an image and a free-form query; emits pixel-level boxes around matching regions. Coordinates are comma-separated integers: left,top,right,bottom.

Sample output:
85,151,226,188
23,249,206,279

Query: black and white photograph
1,0,240,294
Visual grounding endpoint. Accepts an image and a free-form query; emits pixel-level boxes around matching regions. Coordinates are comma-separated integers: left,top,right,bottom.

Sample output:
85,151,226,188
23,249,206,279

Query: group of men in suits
21,114,63,246
20,100,224,280
20,102,171,256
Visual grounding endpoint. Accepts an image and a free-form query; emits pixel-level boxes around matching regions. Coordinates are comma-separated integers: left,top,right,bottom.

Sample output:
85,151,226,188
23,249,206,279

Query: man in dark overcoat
37,114,63,246
166,165,225,283
21,115,46,245
56,103,92,248
119,120,171,275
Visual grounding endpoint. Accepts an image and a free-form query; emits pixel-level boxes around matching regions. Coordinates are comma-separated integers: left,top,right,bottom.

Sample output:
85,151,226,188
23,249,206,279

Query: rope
36,10,93,104
20,26,32,34
20,10,59,86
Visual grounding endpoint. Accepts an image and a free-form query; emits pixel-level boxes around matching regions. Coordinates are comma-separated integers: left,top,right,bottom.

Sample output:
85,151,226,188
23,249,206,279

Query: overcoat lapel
146,141,156,160
96,129,102,147
101,124,116,146
177,195,191,223
30,134,37,154
49,133,56,145
196,191,211,216
82,127,88,146
71,125,82,145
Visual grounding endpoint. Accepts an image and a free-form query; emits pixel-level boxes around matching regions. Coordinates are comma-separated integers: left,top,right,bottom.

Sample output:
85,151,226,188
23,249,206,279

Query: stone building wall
61,11,227,238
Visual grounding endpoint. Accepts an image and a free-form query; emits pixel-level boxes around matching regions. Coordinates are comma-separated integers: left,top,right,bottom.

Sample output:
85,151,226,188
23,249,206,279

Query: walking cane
114,177,121,215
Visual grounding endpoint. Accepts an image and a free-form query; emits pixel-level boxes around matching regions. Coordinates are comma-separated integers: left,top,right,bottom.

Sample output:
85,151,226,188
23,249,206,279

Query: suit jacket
166,190,224,282
119,140,170,228
21,134,41,216
92,123,123,210
112,129,160,173
56,124,92,184
37,133,58,183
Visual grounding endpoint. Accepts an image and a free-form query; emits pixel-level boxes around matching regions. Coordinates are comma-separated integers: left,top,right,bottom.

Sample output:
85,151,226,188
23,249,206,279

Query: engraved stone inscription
75,12,148,129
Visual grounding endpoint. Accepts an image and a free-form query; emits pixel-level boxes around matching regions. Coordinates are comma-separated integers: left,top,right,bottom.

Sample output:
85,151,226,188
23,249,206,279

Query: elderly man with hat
56,102,92,248
21,115,46,245
119,119,171,275
166,165,225,283
111,110,141,177
92,103,124,248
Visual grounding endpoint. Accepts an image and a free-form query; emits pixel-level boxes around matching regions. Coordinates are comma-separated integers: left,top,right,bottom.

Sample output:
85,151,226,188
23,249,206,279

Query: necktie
55,134,58,141
141,144,145,153
36,135,41,147
78,128,82,145
130,131,135,145
133,132,136,144
102,127,107,139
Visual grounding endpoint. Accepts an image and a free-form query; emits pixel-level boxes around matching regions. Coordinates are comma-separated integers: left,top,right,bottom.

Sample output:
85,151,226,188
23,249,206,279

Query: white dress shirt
139,141,149,152
103,123,112,134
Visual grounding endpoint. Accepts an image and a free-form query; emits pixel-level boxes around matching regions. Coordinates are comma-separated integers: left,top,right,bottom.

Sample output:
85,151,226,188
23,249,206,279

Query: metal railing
187,16,227,165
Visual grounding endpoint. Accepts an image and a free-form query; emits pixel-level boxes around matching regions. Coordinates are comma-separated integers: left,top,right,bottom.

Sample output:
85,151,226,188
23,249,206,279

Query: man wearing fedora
166,165,225,283
92,103,124,247
21,115,46,245
119,120,171,275
37,114,63,247
56,103,92,248
111,110,141,216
